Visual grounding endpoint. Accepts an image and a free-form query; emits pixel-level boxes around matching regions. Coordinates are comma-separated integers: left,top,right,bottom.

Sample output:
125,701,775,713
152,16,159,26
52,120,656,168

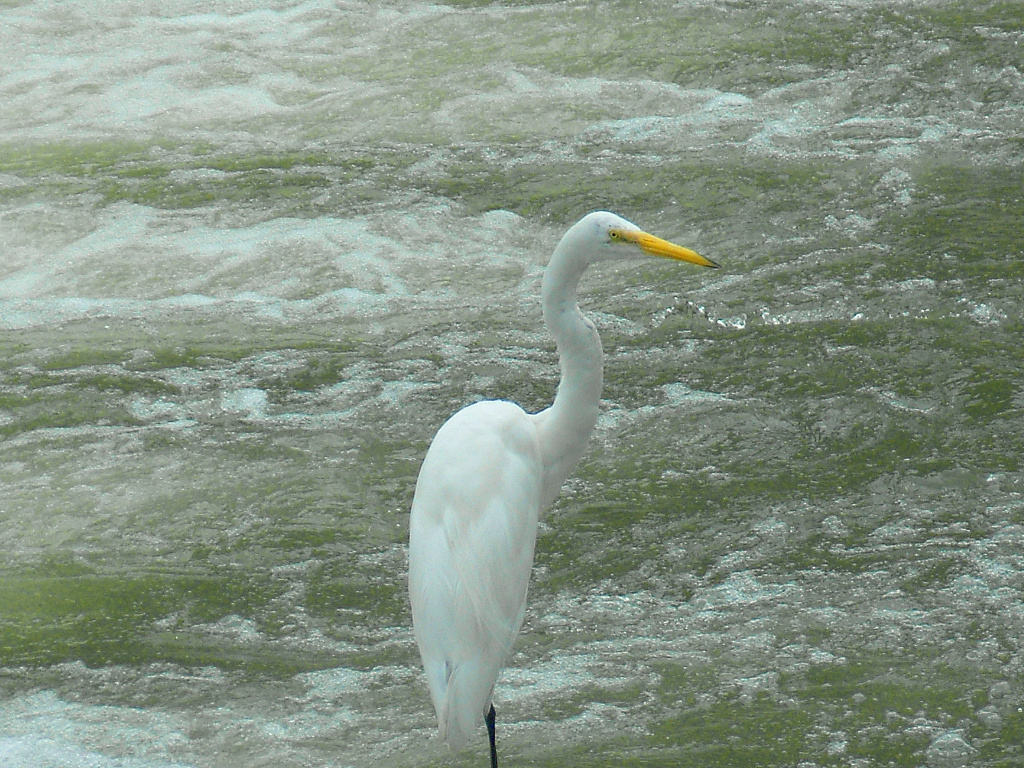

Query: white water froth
0,692,194,768
0,203,540,330
0,736,192,768
0,0,340,141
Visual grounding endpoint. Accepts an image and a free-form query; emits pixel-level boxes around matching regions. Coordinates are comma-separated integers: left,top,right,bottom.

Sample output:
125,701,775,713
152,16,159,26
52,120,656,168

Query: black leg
486,703,498,768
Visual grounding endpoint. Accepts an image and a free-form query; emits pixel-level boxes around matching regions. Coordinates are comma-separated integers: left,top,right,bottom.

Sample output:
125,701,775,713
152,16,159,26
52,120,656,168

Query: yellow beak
617,229,720,268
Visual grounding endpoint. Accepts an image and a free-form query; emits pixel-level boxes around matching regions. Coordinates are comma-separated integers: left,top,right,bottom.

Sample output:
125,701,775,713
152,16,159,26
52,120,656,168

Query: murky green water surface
1,1,1022,766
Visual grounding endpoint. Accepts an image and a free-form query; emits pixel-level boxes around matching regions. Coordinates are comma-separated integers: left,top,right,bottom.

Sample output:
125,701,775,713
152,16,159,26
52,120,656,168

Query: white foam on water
662,382,731,406
220,388,269,418
0,0,344,141
0,692,194,768
0,736,194,768
0,189,567,336
0,203,543,329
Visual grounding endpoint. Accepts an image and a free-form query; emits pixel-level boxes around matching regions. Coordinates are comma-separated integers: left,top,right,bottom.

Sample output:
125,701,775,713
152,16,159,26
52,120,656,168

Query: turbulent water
1,1,1022,766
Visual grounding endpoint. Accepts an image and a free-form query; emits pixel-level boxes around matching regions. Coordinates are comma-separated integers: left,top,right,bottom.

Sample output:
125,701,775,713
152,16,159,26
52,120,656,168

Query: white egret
408,211,719,766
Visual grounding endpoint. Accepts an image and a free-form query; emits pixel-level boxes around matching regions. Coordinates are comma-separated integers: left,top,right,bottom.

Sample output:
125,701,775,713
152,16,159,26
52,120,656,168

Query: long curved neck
535,242,603,506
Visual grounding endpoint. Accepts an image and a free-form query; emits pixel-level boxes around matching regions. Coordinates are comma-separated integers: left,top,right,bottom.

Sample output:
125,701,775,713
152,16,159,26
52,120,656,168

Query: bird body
408,399,541,750
408,211,718,764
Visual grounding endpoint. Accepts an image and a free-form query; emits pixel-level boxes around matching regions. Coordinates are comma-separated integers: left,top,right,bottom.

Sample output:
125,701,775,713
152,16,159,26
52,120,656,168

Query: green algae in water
0,140,412,213
0,140,157,176
0,388,144,438
484,655,995,768
0,572,316,673
882,164,1024,285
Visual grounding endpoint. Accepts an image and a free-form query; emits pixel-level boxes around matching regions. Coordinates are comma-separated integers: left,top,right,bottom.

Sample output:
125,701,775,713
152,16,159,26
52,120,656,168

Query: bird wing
409,400,542,749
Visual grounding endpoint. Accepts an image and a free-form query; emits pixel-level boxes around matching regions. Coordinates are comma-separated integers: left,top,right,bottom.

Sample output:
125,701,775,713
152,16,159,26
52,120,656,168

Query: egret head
572,210,720,268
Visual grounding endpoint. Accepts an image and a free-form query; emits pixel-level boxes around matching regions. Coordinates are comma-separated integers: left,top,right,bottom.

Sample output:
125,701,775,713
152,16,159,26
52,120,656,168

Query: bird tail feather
439,659,497,751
